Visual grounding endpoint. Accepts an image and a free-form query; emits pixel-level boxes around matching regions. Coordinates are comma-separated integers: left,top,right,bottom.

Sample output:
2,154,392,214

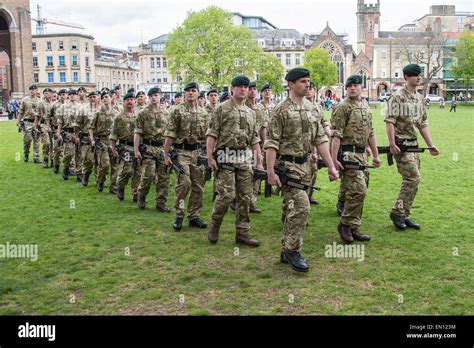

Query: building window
420,52,427,59
47,56,53,67
33,73,39,83
151,58,155,68
395,51,401,60
395,67,400,78
72,55,78,66
33,57,38,67
73,72,79,82
156,58,161,68
381,52,387,60
163,77,167,83
58,41,64,50
258,40,265,47
32,42,37,51
295,54,301,66
71,40,78,50
157,78,161,83
285,54,291,66
60,72,66,82
48,72,54,83
382,66,386,78
86,73,90,83
85,42,89,52
59,56,65,66
162,58,167,68
46,41,52,50
276,53,281,60
85,57,90,67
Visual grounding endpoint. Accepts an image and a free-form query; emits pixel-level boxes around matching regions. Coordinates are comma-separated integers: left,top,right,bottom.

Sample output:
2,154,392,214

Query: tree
166,6,263,89
255,53,285,95
303,48,338,98
400,33,446,96
452,30,474,98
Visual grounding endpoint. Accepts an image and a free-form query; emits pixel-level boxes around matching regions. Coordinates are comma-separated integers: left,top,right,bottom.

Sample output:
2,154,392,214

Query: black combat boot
390,213,407,230
62,168,69,181
280,250,309,273
172,217,183,231
338,223,354,244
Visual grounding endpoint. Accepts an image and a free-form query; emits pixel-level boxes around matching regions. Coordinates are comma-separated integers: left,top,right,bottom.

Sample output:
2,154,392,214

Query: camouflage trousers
211,165,253,237
62,136,76,171
80,144,94,176
136,148,170,206
391,152,420,218
38,126,51,162
116,157,141,196
74,143,83,175
280,162,310,253
173,149,205,220
340,169,369,227
95,146,110,184
52,136,62,167
22,123,40,160
303,161,318,197
109,154,120,192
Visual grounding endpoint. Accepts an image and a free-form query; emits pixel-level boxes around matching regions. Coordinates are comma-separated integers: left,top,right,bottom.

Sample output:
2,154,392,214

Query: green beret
174,92,183,98
160,97,166,102
88,91,98,97
183,81,199,91
58,89,68,94
68,89,77,96
231,75,250,87
207,89,218,96
403,64,422,77
285,68,310,82
43,88,54,93
29,85,38,91
78,87,87,92
101,91,111,99
147,87,161,96
127,88,135,94
249,81,257,88
345,75,363,87
260,83,271,93
220,91,230,102
136,91,145,97
199,91,206,98
114,85,122,91
123,92,135,100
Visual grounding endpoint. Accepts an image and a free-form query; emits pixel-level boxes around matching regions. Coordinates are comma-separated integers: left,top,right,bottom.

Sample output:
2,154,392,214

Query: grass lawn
0,106,472,315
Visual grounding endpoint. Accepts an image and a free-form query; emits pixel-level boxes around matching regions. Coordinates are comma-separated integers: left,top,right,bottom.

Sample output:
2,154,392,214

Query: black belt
142,139,163,147
173,143,199,151
277,155,308,164
122,140,135,147
62,127,74,133
341,145,366,153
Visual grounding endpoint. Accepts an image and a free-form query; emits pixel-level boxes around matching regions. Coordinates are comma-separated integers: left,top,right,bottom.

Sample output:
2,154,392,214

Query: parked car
378,92,391,102
426,94,442,103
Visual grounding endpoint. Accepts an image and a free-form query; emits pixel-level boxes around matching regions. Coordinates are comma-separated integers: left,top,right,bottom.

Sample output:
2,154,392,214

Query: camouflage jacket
19,96,41,121
134,104,168,142
89,104,118,138
57,101,84,130
47,100,66,126
110,110,137,143
245,101,268,133
38,99,54,123
264,97,328,156
384,86,428,141
164,103,208,144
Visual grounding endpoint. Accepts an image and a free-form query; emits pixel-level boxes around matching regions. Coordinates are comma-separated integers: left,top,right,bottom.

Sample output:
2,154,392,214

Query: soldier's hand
334,159,344,171
328,167,339,181
366,147,372,157
429,146,439,156
390,145,401,155
163,154,172,166
135,150,142,160
75,136,80,144
268,172,281,187
373,157,381,168
208,158,218,171
310,152,318,163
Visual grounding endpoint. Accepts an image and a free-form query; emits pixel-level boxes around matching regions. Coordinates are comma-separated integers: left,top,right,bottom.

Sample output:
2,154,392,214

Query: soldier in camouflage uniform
17,85,41,163
259,83,274,116
35,88,55,168
48,89,68,174
110,92,138,201
206,76,264,247
205,89,219,115
136,91,147,111
109,88,124,193
331,75,381,244
264,68,339,272
246,81,268,213
164,82,208,231
88,91,118,191
56,89,83,180
305,81,332,205
78,87,88,105
197,91,206,109
134,87,170,211
385,64,439,230
173,92,183,108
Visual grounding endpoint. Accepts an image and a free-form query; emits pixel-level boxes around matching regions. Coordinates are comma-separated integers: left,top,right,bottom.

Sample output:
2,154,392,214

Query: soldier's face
208,93,218,104
175,96,183,104
150,93,161,104
79,91,86,98
69,94,78,102
306,87,316,99
31,89,38,97
137,95,146,104
346,83,362,98
124,98,136,109
102,95,111,104
262,89,272,99
185,88,199,102
44,92,51,100
89,95,97,103
405,75,422,87
59,93,67,101
247,87,257,99
290,78,310,98
198,97,205,107
232,85,249,100
52,94,58,101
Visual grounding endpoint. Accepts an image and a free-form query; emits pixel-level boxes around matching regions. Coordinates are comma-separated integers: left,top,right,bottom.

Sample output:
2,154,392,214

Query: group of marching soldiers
16,63,438,273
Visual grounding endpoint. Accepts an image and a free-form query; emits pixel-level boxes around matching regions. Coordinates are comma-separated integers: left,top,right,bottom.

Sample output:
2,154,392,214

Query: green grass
0,107,472,315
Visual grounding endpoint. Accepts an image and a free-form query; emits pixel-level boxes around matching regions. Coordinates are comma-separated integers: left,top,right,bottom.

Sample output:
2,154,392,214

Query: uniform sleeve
88,111,98,130
249,110,261,146
313,118,329,146
418,101,429,130
56,105,64,125
205,105,221,139
19,99,27,115
109,117,119,141
38,102,45,118
384,96,399,125
263,105,283,151
330,105,347,139
134,110,143,135
163,107,179,139
368,110,375,138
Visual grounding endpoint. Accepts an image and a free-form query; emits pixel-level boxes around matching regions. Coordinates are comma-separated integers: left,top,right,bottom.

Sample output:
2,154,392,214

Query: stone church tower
0,0,33,99
356,0,380,60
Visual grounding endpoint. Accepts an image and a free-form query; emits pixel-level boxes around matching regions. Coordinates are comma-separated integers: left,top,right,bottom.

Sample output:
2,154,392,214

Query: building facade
95,58,139,92
31,33,96,90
